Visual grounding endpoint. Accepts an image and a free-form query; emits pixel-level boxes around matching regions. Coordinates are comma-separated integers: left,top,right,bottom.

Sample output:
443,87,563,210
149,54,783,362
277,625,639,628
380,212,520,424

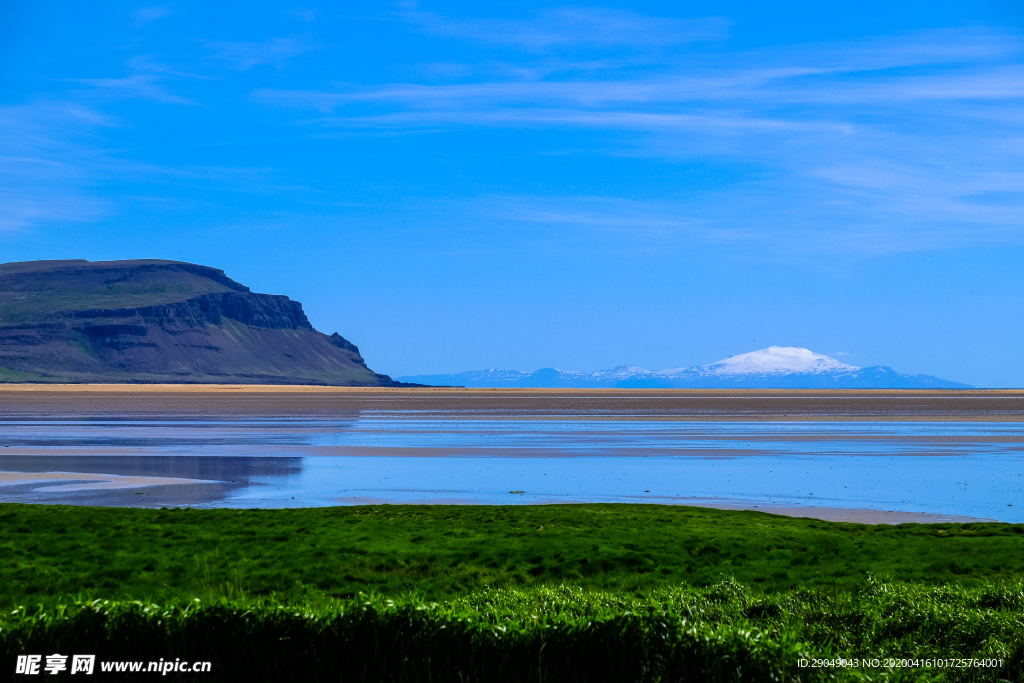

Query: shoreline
0,474,999,524
1,385,1021,421
2,384,1023,393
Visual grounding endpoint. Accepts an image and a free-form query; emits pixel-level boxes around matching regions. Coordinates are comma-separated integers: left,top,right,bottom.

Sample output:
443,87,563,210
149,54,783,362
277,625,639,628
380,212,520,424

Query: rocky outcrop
95,262,251,292
0,259,410,385
67,292,314,331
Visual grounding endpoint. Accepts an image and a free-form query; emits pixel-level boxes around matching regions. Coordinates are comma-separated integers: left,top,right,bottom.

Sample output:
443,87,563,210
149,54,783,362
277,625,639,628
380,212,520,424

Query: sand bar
0,471,217,491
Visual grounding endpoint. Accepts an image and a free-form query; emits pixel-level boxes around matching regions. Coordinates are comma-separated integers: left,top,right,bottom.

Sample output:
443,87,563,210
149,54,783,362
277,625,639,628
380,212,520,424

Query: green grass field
4,503,1024,681
2,503,1022,605
3,580,1022,681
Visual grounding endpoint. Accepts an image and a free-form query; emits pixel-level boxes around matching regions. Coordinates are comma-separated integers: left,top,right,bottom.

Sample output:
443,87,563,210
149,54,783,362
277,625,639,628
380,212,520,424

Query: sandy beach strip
695,503,995,524
0,386,1022,421
323,494,994,524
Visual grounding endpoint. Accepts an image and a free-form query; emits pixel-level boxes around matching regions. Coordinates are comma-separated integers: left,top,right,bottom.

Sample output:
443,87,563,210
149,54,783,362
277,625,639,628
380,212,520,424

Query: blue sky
2,1,1023,386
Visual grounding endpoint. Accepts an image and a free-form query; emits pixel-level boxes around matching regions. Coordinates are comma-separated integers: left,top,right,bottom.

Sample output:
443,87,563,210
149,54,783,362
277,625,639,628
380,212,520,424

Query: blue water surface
0,419,1021,521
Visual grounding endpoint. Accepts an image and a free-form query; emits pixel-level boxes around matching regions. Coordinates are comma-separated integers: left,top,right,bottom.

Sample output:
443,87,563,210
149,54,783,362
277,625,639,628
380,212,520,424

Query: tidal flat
1,387,1022,521
2,385,1024,420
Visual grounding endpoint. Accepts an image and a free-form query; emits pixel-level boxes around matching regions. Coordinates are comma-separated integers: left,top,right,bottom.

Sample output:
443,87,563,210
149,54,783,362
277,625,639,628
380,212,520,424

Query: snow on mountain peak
697,346,860,376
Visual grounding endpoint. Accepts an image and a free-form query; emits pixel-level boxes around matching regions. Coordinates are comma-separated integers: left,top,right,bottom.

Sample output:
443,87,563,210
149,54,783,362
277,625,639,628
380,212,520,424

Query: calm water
1,419,1022,521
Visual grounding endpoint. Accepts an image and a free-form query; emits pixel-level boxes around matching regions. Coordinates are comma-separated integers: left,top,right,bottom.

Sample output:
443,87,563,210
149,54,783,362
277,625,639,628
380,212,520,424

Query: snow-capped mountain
397,346,972,389
692,346,859,375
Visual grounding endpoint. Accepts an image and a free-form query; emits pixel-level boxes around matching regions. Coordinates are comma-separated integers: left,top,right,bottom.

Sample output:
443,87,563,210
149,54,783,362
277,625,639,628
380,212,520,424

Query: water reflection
0,419,1021,521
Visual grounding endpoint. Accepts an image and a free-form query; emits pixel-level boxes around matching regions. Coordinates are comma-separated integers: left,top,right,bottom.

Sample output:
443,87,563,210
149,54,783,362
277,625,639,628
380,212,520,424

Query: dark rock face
0,259,406,386
69,292,314,331
328,332,360,354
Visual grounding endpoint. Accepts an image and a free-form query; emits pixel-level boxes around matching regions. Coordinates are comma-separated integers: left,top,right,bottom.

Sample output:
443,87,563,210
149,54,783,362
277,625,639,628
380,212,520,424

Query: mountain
397,346,973,389
0,259,408,385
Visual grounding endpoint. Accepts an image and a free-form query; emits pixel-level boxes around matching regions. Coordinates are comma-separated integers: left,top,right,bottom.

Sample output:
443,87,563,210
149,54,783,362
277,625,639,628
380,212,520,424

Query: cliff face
0,259,402,385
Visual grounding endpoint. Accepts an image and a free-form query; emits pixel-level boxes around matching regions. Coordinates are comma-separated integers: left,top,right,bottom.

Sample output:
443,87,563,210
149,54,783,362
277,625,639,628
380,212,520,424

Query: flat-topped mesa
0,259,407,386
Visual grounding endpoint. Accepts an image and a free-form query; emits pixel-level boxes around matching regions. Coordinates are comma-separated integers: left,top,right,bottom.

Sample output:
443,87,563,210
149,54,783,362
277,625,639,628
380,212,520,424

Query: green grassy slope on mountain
0,259,243,324
0,259,401,385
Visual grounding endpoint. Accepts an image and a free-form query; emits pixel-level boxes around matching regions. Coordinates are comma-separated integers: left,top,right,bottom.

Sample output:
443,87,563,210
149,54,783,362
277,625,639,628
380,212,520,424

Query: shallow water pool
1,419,1021,521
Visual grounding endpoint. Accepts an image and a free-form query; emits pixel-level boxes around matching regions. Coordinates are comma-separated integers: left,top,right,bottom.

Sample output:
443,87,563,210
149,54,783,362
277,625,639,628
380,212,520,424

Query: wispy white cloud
287,9,316,22
125,54,214,80
755,28,1021,71
250,27,1022,123
400,6,728,52
768,65,1024,104
0,191,108,232
809,157,1024,237
131,5,172,29
74,73,197,104
454,179,1024,257
0,97,314,233
0,104,114,231
297,109,851,139
250,24,1024,252
489,195,706,233
204,37,319,70
71,54,217,104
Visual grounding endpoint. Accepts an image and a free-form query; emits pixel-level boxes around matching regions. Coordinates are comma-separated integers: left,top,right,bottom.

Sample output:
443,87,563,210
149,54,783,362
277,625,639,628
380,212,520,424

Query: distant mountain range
398,346,972,389
0,259,411,386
